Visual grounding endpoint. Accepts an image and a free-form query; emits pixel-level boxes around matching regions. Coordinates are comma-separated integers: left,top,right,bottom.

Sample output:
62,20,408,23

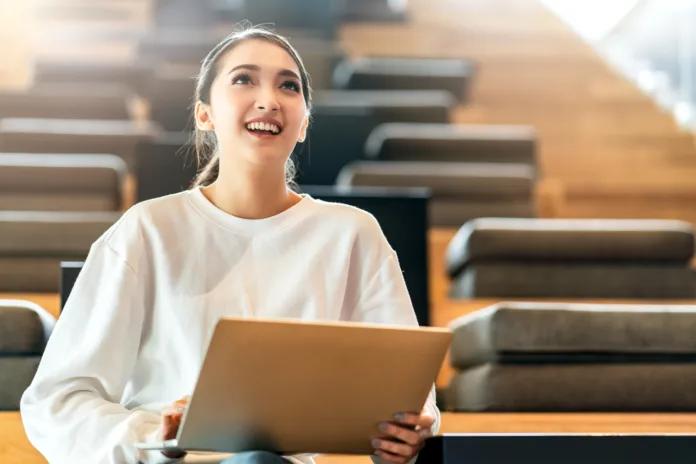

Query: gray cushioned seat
337,161,535,226
0,118,161,168
0,300,56,410
446,218,696,278
0,153,126,211
448,302,696,369
0,211,119,292
333,58,474,101
313,90,455,124
364,123,537,167
0,357,42,411
447,363,696,412
450,263,696,299
0,84,133,120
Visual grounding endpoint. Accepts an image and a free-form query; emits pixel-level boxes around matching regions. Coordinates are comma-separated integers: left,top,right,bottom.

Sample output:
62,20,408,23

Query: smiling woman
19,24,439,464
191,28,313,194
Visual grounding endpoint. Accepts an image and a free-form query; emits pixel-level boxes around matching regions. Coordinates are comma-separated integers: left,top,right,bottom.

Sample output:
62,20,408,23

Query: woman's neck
201,165,302,220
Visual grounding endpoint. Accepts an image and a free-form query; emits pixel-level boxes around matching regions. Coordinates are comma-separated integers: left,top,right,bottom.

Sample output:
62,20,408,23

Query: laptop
135,316,451,456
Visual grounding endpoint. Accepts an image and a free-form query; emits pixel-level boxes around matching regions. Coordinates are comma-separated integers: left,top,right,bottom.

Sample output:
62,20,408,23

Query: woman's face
195,39,309,172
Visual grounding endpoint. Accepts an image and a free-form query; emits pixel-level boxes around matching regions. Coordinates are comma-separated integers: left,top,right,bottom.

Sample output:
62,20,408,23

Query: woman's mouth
245,121,282,138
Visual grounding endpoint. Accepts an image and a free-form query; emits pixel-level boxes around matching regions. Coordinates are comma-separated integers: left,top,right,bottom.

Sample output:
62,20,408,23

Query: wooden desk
6,411,696,464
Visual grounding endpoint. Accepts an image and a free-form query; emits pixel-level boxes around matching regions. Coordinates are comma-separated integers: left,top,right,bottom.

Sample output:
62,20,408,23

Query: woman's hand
372,408,436,463
159,395,191,459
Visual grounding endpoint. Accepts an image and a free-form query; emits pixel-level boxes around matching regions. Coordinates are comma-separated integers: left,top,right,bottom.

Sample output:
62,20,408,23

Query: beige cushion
364,122,537,166
0,118,161,168
0,300,55,354
447,363,696,412
0,153,126,211
446,218,696,278
338,161,534,199
449,302,696,370
314,90,455,123
449,263,696,299
0,211,119,256
0,84,132,120
0,257,81,292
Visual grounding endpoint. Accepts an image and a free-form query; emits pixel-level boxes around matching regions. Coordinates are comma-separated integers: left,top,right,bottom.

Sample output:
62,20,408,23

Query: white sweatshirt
20,187,439,464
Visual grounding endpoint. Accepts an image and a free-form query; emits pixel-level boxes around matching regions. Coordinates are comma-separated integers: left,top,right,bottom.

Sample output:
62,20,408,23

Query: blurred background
3,1,696,463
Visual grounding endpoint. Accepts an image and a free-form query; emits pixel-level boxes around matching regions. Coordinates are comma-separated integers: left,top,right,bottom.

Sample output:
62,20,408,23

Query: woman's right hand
159,395,191,459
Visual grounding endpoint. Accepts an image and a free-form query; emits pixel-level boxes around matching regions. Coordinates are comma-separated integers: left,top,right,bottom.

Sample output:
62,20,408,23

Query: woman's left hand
372,408,436,463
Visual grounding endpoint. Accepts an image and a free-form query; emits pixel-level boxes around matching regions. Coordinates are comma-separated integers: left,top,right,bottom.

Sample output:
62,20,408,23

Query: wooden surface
6,411,696,464
6,412,696,464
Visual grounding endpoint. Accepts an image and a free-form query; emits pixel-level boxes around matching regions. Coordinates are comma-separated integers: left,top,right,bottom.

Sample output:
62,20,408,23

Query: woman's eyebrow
228,64,300,81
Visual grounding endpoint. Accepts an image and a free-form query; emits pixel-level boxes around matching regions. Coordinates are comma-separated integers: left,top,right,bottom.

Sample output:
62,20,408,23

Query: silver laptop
135,316,451,455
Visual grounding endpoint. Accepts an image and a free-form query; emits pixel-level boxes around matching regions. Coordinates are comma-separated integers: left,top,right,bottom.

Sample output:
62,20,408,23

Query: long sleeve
349,252,442,464
20,240,171,464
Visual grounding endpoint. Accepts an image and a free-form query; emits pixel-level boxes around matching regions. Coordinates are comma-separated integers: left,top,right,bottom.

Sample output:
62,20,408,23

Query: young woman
20,27,439,464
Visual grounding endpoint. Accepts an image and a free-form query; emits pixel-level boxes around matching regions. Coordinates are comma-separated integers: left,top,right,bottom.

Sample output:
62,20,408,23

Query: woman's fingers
378,422,421,446
372,438,419,462
392,409,436,430
374,449,411,463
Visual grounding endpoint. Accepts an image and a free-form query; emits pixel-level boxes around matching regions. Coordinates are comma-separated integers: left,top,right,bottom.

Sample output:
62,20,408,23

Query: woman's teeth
246,122,280,134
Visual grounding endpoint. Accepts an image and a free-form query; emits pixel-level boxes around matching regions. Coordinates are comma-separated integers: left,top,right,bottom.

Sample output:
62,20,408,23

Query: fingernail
394,413,406,420
378,423,388,432
372,439,381,448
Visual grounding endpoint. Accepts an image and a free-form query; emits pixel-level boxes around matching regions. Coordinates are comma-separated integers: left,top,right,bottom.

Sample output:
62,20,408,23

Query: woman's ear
297,113,310,143
195,102,215,131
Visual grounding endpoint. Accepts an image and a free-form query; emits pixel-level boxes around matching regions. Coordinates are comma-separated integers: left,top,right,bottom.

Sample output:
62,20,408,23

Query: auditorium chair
0,211,119,292
0,300,56,410
294,106,376,185
314,90,456,125
32,59,151,94
0,153,126,212
337,161,535,227
365,122,537,169
333,57,475,102
135,131,197,202
445,301,696,412
0,118,161,169
445,218,696,299
0,84,134,120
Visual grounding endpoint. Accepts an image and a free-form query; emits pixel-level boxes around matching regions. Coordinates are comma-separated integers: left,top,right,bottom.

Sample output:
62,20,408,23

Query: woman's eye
281,80,300,92
232,74,253,85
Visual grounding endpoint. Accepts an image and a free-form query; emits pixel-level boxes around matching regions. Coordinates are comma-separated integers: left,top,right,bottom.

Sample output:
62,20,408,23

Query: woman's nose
256,86,279,112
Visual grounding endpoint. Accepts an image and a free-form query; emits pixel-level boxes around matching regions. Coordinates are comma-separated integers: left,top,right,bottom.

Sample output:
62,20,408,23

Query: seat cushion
0,118,160,168
0,84,133,120
447,363,696,412
0,153,126,211
430,200,535,228
448,302,696,369
0,300,55,354
338,161,535,199
364,123,537,167
314,90,455,124
33,59,151,93
449,263,696,300
0,357,41,410
333,58,474,101
446,218,695,278
0,257,86,292
0,211,119,256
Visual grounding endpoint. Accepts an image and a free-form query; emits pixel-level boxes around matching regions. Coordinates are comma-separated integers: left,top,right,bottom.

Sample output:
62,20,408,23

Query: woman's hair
191,26,313,188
